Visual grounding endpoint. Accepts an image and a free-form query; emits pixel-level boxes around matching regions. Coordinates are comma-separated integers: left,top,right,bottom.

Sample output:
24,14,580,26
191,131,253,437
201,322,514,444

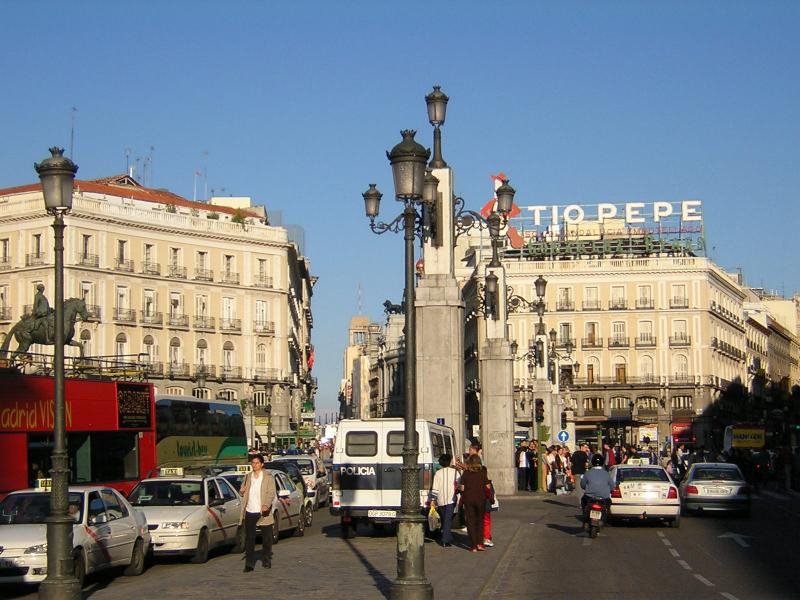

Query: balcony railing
609,299,628,310
670,297,689,309
85,304,101,322
252,367,282,382
26,252,47,267
555,337,576,349
253,275,273,288
556,300,575,311
77,253,99,268
581,337,603,349
221,271,240,285
582,300,602,310
167,362,191,378
143,362,164,376
0,306,12,321
608,336,630,348
254,320,276,335
219,366,243,381
140,311,164,326
142,261,161,275
220,318,242,332
669,335,691,347
115,258,134,272
0,256,11,271
194,268,214,281
635,298,654,309
113,308,136,323
167,265,187,279
167,313,190,328
194,315,216,330
194,364,216,379
710,337,745,361
635,335,657,347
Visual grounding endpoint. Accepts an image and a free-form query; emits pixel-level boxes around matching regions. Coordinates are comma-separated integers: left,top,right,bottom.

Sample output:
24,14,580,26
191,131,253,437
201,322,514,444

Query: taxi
608,464,681,527
127,468,243,563
0,483,150,588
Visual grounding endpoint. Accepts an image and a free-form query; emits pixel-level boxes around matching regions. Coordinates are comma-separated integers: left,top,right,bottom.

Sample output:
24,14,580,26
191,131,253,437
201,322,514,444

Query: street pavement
5,489,800,599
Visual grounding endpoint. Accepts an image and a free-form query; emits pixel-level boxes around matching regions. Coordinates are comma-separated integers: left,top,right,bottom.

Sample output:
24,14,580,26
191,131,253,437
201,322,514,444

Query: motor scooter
582,495,610,538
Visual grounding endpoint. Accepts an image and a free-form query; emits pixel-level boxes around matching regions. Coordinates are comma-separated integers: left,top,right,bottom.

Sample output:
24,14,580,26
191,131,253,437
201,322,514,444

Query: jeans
244,511,273,568
517,467,530,491
438,503,455,544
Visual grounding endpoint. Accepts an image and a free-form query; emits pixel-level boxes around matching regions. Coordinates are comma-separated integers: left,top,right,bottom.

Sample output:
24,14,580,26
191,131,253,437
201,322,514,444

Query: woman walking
459,454,489,552
239,454,277,571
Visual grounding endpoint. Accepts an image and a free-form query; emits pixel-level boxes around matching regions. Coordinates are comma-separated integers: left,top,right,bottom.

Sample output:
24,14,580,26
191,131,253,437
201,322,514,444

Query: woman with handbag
459,454,489,552
238,454,277,571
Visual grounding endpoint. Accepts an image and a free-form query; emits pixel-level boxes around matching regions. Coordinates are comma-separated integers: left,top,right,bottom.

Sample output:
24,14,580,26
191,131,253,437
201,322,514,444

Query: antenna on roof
202,150,209,201
124,148,132,176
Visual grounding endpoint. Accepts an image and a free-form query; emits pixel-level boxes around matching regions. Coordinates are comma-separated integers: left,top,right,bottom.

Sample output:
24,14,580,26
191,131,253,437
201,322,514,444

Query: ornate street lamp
35,147,81,600
425,85,448,168
362,129,433,600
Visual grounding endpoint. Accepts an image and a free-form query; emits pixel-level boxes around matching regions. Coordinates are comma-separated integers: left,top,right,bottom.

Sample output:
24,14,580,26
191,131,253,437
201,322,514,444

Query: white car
608,464,681,527
127,472,243,562
271,456,330,509
0,486,150,588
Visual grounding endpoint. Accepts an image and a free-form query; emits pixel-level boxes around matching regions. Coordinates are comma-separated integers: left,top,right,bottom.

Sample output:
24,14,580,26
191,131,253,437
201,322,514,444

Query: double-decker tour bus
0,368,156,497
154,395,247,468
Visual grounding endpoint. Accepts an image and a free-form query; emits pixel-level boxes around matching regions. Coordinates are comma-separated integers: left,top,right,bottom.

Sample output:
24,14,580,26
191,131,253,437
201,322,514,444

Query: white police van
330,418,455,535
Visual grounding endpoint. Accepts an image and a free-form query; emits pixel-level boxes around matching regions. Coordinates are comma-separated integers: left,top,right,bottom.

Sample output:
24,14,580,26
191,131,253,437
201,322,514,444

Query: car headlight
24,543,47,554
161,522,190,530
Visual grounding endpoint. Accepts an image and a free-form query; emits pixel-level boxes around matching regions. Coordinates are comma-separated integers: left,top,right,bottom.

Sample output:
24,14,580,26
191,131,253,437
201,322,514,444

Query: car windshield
0,492,83,525
291,460,315,475
128,480,204,506
692,467,742,482
617,468,669,483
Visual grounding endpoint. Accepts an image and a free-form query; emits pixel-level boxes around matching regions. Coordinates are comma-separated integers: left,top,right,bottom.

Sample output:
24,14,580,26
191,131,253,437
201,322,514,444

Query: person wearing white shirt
429,453,459,547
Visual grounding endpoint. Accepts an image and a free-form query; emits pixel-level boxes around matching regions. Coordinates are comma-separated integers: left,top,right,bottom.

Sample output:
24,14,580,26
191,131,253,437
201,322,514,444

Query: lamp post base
38,577,82,600
389,517,433,600
389,579,434,600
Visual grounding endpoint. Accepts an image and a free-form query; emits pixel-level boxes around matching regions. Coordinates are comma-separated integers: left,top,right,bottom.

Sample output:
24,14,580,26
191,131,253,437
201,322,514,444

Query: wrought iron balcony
194,363,216,378
167,265,187,279
556,300,575,311
253,275,273,288
140,311,164,326
167,362,191,378
220,318,242,332
252,367,282,382
0,306,12,321
555,337,576,349
143,361,164,376
581,337,603,349
25,252,47,266
0,256,11,271
582,300,602,310
167,313,190,328
115,258,134,272
670,297,689,309
254,320,276,335
669,334,691,347
142,261,161,275
635,298,654,309
219,366,243,381
77,253,99,268
194,315,216,330
221,271,240,285
608,336,630,348
609,299,628,310
85,304,102,322
635,335,657,347
194,268,214,282
113,308,136,323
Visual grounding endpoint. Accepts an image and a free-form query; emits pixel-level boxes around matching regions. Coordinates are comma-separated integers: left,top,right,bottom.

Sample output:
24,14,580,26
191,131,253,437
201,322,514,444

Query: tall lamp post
362,129,433,600
35,147,81,600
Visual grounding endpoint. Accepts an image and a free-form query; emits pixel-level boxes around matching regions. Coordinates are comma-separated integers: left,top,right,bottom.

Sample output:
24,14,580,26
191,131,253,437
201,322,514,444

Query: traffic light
535,399,545,423
560,411,567,430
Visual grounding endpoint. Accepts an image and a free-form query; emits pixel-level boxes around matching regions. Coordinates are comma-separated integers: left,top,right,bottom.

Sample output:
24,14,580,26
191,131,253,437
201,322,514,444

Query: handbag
427,505,441,531
555,472,566,489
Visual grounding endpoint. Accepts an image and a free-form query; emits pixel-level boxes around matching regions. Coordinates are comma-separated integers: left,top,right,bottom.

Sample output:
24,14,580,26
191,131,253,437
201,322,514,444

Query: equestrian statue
0,285,89,359
382,299,406,315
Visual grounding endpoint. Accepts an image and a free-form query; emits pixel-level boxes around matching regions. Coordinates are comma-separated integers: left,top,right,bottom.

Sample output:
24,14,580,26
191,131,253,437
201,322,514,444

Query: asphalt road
4,489,800,599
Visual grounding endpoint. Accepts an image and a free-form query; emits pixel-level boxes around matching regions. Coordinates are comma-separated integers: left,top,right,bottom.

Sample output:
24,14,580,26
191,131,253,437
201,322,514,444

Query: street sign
436,418,445,425
557,430,570,443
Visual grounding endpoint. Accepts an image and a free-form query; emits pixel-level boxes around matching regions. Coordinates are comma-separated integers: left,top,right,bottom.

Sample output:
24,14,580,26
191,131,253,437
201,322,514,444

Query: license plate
707,488,729,495
0,558,16,568
589,510,602,520
368,509,396,519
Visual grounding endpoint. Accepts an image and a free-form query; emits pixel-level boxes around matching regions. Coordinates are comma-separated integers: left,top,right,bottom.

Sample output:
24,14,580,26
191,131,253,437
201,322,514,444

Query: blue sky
2,1,798,416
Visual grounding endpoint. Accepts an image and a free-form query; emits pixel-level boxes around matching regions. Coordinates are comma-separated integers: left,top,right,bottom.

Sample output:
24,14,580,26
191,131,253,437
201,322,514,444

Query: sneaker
477,545,486,551
483,539,494,547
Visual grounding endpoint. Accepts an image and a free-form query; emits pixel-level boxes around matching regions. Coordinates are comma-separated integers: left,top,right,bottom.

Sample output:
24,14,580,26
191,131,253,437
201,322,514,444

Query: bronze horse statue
382,299,405,315
0,297,89,359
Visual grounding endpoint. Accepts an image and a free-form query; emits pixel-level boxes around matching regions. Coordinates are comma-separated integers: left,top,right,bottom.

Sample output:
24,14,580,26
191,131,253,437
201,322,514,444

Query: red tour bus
0,369,156,497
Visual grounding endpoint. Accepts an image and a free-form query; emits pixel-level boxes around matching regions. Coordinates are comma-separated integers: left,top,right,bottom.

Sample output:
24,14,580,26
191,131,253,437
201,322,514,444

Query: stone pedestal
415,274,466,455
478,338,515,496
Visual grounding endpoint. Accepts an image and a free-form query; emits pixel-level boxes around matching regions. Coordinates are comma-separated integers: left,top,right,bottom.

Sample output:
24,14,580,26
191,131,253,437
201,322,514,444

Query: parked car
128,469,243,563
271,455,330,510
608,464,681,527
263,462,314,527
679,462,750,516
0,485,150,588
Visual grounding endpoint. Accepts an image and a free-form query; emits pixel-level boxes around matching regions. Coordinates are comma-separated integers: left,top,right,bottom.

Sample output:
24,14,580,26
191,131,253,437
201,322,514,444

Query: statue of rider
32,283,54,343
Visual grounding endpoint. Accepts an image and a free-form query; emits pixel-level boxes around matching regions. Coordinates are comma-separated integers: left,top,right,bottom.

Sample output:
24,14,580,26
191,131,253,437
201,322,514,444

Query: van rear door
337,428,381,511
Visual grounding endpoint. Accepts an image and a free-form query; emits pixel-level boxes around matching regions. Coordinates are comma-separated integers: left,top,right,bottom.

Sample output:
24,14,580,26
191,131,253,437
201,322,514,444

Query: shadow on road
542,498,578,508
342,537,393,598
545,522,585,536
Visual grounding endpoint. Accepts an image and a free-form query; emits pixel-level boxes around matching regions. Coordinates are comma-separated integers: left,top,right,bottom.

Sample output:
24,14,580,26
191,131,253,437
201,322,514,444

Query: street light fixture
362,129,433,600
35,147,81,600
425,85,448,168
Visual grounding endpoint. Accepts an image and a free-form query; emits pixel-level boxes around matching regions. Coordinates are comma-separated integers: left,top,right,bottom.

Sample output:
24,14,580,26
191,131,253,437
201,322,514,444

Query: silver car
679,462,750,516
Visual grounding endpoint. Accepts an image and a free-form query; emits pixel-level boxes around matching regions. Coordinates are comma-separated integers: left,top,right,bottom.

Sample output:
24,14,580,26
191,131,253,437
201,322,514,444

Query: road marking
720,593,740,600
669,548,680,558
656,531,665,538
694,574,714,587
677,560,692,570
662,538,672,547
718,532,751,548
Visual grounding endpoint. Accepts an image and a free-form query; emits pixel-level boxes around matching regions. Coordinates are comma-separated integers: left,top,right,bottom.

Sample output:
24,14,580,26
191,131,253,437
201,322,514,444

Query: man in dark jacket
571,444,589,490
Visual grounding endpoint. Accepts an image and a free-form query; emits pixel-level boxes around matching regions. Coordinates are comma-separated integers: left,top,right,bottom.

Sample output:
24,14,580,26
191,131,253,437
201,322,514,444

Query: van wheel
124,538,146,576
190,529,209,564
73,550,86,589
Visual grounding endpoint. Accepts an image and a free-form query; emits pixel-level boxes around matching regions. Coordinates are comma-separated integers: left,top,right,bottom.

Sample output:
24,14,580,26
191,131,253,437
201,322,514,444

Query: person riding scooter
580,453,615,516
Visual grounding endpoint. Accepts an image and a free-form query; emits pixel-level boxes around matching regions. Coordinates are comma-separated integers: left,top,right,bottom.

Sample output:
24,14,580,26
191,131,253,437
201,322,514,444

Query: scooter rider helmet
591,453,605,467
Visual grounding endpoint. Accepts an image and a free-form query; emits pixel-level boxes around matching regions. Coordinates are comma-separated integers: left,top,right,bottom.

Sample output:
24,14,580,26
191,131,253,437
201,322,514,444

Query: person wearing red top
604,442,617,468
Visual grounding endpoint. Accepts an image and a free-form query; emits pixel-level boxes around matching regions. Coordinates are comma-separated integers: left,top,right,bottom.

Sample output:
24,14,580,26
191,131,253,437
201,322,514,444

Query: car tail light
611,487,621,498
667,487,678,499
686,485,699,495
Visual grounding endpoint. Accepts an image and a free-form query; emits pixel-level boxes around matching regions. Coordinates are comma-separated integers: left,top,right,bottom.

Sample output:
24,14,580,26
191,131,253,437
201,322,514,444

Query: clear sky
2,1,798,417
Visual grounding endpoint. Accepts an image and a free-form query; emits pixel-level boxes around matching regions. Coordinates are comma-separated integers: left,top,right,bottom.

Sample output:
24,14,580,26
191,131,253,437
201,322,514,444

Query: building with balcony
0,174,316,448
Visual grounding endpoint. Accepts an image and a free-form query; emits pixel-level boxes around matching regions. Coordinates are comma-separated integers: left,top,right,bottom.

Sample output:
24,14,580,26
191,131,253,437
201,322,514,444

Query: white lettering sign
340,466,376,476
523,200,702,226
